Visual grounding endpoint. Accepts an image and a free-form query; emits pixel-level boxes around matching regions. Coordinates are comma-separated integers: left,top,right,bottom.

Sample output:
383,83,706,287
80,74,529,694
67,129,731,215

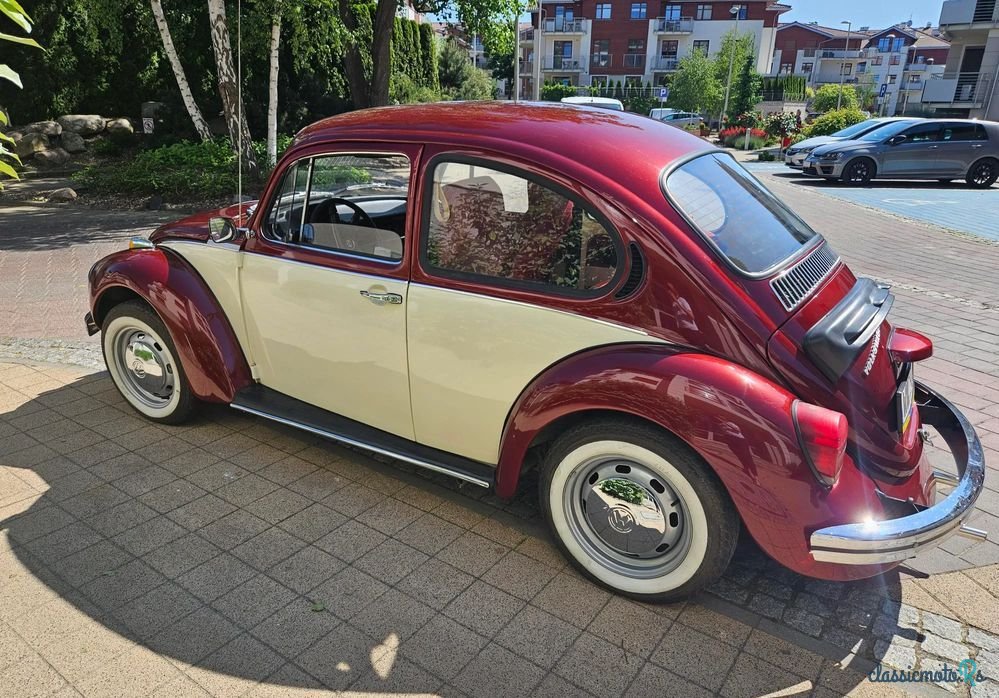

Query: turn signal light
888,328,933,364
793,402,849,488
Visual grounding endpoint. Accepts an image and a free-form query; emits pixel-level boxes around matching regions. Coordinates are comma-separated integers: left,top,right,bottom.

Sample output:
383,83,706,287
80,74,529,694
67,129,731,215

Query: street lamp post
879,33,897,116
513,10,520,102
718,5,741,132
836,20,852,110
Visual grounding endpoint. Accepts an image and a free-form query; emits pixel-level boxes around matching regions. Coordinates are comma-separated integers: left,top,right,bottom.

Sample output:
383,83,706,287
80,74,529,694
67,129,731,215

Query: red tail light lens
793,401,849,488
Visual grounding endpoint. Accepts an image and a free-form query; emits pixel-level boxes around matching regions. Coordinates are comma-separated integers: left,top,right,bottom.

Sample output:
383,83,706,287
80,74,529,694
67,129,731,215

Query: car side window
901,123,940,143
941,123,988,141
424,160,620,292
263,153,411,261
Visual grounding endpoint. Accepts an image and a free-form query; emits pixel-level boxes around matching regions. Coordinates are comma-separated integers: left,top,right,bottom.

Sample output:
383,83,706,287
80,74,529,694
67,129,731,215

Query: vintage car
85,102,986,601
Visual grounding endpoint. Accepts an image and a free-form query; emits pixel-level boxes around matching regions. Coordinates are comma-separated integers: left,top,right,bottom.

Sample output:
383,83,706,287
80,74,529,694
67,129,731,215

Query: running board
231,385,494,489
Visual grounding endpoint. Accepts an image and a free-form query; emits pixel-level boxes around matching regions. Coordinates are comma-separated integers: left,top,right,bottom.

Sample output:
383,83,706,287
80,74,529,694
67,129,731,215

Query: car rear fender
88,248,252,403
496,344,898,579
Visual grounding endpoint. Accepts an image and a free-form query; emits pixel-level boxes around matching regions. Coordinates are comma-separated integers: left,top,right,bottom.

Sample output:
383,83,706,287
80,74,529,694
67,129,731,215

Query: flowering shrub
763,112,799,140
720,127,768,149
733,110,762,129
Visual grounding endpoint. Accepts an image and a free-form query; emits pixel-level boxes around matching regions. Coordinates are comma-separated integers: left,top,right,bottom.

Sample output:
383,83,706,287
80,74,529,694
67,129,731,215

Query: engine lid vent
770,244,839,312
615,243,645,299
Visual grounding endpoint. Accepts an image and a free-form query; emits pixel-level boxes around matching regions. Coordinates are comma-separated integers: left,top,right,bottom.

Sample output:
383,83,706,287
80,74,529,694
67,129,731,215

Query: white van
560,96,625,111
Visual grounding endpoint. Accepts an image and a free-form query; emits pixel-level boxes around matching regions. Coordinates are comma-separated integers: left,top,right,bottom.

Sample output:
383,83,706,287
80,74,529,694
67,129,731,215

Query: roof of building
776,21,877,38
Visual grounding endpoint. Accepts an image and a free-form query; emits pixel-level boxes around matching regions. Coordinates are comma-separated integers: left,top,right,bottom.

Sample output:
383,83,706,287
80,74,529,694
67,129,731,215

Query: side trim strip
230,402,492,488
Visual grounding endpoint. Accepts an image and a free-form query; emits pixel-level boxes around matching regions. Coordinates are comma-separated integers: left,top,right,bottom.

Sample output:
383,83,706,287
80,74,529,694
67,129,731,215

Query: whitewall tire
540,418,738,601
102,301,195,424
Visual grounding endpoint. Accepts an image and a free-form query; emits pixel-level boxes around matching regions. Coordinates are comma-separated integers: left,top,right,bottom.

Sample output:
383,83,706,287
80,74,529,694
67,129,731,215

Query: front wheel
967,158,999,189
540,419,739,602
102,300,196,424
841,158,875,185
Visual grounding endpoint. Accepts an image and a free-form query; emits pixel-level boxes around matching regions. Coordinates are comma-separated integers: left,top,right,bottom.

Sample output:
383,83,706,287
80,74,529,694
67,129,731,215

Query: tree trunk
337,0,370,109
150,0,212,141
206,0,259,180
266,11,281,167
370,0,396,107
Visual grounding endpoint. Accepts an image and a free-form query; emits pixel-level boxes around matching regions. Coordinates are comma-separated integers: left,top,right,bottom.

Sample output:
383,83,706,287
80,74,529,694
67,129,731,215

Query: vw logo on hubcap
608,506,635,533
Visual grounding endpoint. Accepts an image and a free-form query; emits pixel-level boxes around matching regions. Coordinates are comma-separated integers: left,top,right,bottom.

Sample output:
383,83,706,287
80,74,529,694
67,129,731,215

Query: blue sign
879,83,888,97
659,87,669,100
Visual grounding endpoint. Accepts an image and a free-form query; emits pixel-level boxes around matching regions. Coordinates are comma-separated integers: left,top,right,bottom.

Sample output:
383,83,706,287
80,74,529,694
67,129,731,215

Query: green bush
74,137,294,200
541,81,579,102
803,108,866,137
811,83,859,113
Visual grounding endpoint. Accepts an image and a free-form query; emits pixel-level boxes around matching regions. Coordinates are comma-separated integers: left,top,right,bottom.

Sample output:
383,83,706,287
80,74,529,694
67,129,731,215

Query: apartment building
771,22,950,116
518,0,789,97
925,0,999,119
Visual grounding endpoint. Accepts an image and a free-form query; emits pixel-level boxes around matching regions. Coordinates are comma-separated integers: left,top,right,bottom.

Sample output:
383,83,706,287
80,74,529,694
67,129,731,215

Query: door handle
928,145,939,149
972,144,984,148
360,290,403,305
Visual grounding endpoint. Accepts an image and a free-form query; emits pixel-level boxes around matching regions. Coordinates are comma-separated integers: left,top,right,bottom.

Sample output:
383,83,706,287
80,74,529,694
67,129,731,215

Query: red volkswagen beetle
85,103,985,601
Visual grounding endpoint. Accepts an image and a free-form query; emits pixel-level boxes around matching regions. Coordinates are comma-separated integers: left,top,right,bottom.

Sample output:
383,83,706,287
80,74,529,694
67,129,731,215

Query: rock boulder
34,147,71,168
15,132,49,159
48,187,78,202
57,114,105,136
105,118,133,135
61,131,86,153
23,120,62,136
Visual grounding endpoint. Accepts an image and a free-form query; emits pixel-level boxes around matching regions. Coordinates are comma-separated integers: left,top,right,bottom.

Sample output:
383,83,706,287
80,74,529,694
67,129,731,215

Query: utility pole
837,20,852,110
513,8,520,102
718,5,741,131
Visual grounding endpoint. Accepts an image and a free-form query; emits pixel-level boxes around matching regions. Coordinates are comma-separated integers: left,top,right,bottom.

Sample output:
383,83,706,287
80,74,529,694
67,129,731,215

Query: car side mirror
208,216,238,244
887,135,907,146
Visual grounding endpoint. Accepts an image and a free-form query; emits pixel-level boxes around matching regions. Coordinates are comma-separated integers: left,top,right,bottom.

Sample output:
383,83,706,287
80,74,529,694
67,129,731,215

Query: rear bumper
809,381,986,565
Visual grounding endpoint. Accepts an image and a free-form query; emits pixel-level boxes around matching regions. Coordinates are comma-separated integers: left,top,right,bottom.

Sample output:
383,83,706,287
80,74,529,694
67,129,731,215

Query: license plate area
897,363,915,433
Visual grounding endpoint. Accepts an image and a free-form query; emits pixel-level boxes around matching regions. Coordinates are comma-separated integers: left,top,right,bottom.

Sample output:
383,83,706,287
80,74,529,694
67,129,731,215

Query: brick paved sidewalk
2,361,998,698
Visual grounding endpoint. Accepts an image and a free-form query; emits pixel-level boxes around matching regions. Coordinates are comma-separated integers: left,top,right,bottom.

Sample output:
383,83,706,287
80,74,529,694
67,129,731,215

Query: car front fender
496,344,895,579
88,247,252,403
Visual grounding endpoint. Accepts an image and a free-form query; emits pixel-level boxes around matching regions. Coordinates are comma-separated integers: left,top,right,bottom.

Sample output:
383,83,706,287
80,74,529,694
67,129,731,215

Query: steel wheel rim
972,162,994,185
112,326,176,409
563,455,692,580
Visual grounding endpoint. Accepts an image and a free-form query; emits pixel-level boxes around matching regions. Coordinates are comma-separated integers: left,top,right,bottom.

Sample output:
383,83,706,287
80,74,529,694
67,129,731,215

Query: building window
731,4,748,19
801,62,813,73
871,55,883,65
840,62,852,75
631,2,647,19
693,40,709,55
877,36,905,53
625,75,643,87
887,74,897,84
779,62,793,74
592,39,610,67
595,3,611,19
907,73,922,84
890,54,900,65
695,4,712,20
554,40,572,57
660,40,678,58
625,38,645,67
856,61,866,73
663,4,681,20
591,75,609,87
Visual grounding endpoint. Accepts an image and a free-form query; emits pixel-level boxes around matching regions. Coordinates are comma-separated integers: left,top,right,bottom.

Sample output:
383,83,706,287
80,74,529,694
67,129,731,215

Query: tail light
793,401,849,488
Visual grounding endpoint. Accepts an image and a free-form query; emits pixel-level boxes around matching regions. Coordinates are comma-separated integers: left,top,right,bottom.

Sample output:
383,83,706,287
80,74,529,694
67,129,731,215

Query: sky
781,0,945,30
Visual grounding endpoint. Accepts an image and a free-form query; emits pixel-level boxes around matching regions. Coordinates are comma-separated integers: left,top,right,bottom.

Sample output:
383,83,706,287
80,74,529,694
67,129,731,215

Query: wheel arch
88,247,252,403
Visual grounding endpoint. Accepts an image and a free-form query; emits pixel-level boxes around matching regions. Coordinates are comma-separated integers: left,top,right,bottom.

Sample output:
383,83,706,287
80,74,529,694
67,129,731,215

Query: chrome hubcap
114,329,175,408
565,457,690,579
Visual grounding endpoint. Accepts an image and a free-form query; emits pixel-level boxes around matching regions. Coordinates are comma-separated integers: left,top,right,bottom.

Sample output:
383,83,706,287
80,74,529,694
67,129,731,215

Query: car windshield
664,153,818,274
832,119,882,138
858,120,913,142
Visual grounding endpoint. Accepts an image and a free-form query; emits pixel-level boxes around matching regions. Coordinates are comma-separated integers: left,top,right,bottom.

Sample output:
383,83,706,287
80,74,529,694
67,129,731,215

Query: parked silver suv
803,119,999,188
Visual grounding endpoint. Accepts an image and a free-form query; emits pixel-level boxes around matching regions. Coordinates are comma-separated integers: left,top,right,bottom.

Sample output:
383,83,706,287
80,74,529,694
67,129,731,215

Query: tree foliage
438,38,494,100
668,49,721,115
811,83,859,113
1,0,42,188
803,108,866,137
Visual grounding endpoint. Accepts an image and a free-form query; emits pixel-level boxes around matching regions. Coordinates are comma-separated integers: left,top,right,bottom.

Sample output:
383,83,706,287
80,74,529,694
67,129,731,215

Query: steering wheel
314,197,376,228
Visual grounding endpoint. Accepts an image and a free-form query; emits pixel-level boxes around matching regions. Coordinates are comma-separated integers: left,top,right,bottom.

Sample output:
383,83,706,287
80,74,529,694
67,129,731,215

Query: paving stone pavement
4,175,999,695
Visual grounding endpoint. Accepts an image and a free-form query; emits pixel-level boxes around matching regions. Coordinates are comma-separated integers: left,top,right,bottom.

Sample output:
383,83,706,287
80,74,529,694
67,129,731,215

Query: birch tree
266,2,281,167
206,0,258,179
150,0,213,141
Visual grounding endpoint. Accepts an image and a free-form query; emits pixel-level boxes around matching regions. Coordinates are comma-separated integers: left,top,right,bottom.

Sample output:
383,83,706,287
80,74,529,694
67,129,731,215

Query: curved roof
294,101,711,179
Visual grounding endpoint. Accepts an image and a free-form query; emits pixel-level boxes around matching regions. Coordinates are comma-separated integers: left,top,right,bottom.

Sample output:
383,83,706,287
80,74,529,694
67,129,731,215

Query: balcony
921,71,993,105
654,17,694,33
623,53,646,69
542,18,586,33
542,55,586,71
591,54,614,68
519,28,534,43
818,49,864,59
651,56,679,71
939,0,998,25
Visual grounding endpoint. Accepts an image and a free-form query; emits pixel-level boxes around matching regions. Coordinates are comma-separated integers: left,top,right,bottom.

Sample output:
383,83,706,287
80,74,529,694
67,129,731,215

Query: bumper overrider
810,381,986,565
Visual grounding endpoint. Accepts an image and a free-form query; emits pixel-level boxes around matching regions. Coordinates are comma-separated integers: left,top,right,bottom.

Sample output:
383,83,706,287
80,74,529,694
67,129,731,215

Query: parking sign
659,87,669,100
879,83,888,97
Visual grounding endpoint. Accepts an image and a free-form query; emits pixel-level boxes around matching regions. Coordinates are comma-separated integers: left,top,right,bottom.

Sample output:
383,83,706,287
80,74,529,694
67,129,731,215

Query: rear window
663,153,817,274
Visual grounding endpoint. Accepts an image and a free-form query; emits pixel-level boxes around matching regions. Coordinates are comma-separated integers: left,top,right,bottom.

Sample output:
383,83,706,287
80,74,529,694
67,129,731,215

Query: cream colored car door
240,150,417,440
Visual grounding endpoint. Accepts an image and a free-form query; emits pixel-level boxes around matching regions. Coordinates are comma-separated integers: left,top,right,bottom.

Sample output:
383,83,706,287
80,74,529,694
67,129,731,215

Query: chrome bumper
810,381,986,565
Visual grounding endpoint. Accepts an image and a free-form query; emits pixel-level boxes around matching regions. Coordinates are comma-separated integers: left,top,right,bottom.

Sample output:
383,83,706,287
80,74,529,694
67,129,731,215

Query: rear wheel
967,158,999,189
539,418,738,602
841,158,875,185
102,301,196,424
